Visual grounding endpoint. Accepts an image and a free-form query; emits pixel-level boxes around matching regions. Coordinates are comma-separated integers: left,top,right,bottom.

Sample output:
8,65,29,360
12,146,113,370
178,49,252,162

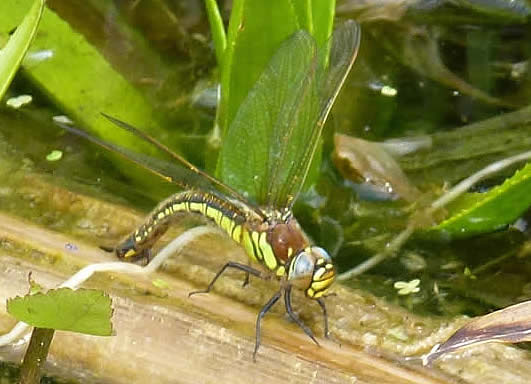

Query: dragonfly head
287,246,335,299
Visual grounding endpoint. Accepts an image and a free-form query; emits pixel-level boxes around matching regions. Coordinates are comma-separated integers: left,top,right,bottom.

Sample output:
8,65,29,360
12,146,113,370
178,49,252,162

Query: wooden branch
0,173,529,383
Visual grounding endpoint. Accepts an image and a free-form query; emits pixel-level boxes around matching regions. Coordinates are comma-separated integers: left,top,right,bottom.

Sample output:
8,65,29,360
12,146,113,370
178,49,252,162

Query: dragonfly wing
218,30,319,206
218,21,360,209
99,113,266,219
56,121,213,190
272,20,361,209
56,119,269,223
64,116,269,220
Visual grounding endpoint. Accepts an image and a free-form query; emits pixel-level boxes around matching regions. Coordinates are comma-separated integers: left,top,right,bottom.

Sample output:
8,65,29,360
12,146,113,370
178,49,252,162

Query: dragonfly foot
188,261,263,298
188,289,208,298
284,286,320,347
241,271,251,288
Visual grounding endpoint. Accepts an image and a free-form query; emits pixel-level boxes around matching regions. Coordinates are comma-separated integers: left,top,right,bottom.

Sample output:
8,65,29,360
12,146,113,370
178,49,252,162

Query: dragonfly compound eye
288,246,336,298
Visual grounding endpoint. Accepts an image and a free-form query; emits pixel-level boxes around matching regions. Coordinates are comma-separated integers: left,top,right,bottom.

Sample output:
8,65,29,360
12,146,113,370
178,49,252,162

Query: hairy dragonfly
58,20,360,359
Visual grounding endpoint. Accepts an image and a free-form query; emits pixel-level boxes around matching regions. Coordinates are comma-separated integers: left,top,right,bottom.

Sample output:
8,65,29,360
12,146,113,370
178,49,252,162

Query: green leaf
310,0,336,46
0,1,171,190
434,162,531,237
7,288,113,336
204,0,227,66
0,0,45,100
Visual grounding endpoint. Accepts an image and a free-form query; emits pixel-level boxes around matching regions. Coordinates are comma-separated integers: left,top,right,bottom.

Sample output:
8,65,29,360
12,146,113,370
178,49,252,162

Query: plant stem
19,327,54,384
338,149,531,279
204,0,227,65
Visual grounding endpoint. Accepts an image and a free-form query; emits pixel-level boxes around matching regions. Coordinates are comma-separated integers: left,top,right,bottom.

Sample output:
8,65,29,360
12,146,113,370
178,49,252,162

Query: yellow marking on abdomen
220,215,235,235
205,207,217,220
172,203,186,212
189,202,206,215
124,249,137,259
212,209,223,226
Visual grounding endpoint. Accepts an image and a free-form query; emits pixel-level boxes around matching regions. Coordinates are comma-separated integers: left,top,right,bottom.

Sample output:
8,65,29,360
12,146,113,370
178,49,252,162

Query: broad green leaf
0,0,45,100
0,1,170,189
435,162,531,237
7,288,113,336
310,0,336,46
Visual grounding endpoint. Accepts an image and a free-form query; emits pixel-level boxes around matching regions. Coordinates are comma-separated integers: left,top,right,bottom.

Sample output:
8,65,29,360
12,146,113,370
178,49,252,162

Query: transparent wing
275,21,361,209
218,29,318,205
218,21,360,209
56,119,268,220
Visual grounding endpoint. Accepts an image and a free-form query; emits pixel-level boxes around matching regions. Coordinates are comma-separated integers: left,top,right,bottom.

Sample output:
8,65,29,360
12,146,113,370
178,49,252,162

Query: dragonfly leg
253,290,281,362
241,272,250,287
284,285,319,346
317,298,330,339
188,262,263,297
241,261,254,287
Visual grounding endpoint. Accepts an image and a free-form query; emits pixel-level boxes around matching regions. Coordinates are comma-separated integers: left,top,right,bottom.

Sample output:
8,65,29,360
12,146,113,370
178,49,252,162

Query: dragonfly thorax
266,215,306,262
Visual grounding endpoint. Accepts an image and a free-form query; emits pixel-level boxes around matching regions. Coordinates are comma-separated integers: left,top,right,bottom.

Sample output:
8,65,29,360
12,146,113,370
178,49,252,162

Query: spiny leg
254,290,281,362
317,298,330,339
241,261,253,288
242,271,251,287
188,262,263,297
284,285,319,346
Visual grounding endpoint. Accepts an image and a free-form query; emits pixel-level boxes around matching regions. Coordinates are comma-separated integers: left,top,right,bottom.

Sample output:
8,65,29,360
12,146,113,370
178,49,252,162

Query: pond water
0,0,530,383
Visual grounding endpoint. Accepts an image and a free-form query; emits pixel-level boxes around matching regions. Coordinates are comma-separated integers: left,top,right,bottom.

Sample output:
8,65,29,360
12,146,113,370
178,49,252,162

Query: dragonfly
57,20,360,360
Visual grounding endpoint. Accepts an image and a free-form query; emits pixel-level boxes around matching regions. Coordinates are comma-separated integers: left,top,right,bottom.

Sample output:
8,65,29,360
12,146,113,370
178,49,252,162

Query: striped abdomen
115,190,249,260
115,191,309,279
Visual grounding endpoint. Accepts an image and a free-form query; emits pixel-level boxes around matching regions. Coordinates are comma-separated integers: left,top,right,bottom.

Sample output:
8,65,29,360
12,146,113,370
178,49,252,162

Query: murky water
0,0,530,383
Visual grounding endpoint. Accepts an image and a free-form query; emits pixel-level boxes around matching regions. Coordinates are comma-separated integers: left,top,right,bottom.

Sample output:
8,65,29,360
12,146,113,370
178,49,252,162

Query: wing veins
266,47,319,208
56,121,194,189
281,21,361,209
101,114,267,219
57,119,268,220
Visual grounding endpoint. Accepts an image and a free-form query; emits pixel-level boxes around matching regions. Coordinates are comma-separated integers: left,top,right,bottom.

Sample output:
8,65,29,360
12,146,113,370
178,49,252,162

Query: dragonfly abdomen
115,190,247,260
115,191,305,281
